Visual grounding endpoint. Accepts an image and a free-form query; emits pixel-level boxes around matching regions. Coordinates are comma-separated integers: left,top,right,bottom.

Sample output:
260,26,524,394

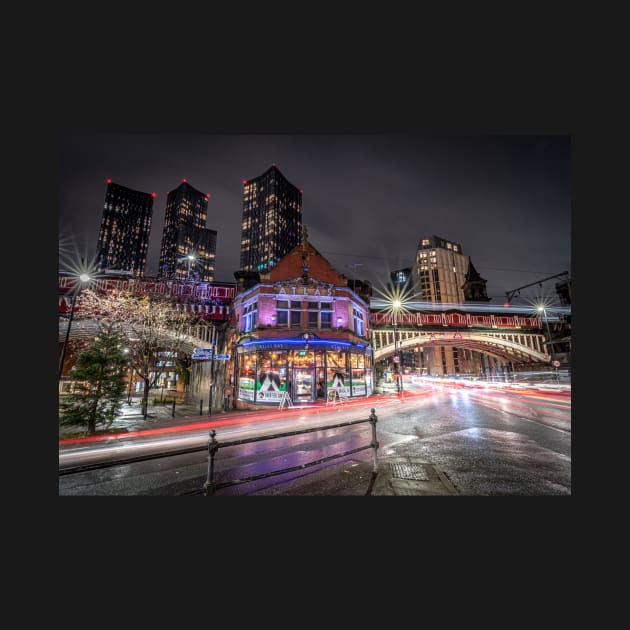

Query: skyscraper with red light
96,181,154,276
239,165,302,274
158,180,217,281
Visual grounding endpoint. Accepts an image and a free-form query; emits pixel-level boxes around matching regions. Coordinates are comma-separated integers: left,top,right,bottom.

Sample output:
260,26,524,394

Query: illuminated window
243,303,257,332
276,300,301,328
353,307,364,336
306,301,332,328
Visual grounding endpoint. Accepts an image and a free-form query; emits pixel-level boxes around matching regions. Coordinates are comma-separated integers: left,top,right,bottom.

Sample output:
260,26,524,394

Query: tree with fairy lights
59,322,127,435
76,289,198,419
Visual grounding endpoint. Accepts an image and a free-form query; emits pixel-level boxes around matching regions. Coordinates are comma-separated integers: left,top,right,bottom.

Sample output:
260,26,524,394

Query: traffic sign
552,360,561,368
393,356,399,363
213,353,231,360
192,348,213,360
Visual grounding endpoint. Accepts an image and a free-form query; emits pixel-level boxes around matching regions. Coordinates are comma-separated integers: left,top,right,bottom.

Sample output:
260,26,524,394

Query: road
58,381,571,496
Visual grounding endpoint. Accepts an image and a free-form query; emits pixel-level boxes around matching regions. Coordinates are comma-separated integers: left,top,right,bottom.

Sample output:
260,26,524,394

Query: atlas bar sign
275,282,334,297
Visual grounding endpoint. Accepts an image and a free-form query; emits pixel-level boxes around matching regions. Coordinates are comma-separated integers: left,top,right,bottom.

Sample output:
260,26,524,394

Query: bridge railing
202,408,379,495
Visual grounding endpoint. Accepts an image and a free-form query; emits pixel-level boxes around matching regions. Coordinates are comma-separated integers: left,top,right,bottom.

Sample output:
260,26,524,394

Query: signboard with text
192,348,213,360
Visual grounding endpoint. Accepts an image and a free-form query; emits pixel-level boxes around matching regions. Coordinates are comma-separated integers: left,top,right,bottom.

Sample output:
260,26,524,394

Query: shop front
235,336,373,406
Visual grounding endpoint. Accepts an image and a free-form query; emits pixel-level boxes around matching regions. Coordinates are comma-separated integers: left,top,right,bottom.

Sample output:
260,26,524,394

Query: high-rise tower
96,180,154,276
239,165,302,274
158,180,217,281
413,235,469,303
412,235,479,376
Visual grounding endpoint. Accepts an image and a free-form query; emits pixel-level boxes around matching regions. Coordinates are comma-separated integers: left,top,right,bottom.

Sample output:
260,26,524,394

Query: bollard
199,399,203,416
171,399,176,417
368,408,379,473
203,429,219,496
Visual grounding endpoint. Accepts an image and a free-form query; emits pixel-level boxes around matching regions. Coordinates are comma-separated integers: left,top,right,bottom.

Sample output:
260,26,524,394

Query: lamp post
537,305,556,366
187,253,196,280
208,337,217,416
392,299,403,396
58,273,91,383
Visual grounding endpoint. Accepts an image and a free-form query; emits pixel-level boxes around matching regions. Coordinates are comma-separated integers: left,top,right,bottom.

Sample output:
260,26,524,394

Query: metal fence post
171,399,176,417
199,399,203,416
368,408,379,473
203,429,219,496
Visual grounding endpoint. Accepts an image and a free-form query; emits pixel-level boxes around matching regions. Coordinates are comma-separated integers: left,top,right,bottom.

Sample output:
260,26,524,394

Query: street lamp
537,305,555,363
58,273,91,382
392,298,403,396
187,253,196,280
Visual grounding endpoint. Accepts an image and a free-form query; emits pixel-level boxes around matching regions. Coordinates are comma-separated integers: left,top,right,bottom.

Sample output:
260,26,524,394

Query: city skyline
58,133,570,304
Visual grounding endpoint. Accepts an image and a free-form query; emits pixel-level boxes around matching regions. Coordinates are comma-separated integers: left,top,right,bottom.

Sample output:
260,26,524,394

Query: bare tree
78,289,196,418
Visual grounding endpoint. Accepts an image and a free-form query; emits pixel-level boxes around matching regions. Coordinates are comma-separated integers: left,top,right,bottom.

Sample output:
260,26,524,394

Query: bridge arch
372,329,549,364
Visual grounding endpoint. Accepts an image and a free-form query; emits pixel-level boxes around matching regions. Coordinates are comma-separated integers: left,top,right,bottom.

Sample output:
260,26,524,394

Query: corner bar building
231,239,373,408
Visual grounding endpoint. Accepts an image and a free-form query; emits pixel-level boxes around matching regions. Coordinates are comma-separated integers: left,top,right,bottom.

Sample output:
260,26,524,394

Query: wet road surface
59,383,570,496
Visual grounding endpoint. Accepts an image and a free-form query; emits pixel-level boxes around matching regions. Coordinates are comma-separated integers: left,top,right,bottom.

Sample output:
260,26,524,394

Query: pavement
246,456,458,496
58,393,459,496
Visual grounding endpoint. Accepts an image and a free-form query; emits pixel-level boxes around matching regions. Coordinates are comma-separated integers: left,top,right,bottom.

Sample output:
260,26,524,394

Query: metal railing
203,408,379,495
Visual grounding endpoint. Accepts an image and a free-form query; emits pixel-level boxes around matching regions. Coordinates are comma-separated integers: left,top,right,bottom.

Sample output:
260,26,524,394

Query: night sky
58,133,570,304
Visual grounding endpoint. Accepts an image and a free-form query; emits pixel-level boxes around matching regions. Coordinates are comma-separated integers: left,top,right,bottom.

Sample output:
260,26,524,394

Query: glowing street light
537,304,555,363
392,298,404,395
375,282,414,397
186,253,196,280
58,272,92,382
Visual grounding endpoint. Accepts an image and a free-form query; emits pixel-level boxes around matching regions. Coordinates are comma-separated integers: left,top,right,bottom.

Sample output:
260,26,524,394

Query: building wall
187,322,230,412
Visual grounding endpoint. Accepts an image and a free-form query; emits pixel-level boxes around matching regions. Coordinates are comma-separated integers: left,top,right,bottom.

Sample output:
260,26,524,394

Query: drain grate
389,462,431,481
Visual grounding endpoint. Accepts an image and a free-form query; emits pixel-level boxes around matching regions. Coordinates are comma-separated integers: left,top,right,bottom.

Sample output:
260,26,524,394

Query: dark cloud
58,133,570,302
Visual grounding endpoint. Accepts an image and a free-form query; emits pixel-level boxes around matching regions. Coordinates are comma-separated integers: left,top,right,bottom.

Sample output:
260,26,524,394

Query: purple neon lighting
241,339,353,347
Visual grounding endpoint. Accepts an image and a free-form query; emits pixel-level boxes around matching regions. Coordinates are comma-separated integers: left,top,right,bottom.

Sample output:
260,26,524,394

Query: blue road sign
192,348,213,360
213,354,231,360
